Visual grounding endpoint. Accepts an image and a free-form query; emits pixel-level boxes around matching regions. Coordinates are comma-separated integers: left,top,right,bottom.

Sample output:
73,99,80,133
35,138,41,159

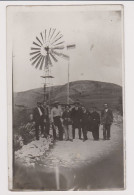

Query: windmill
29,28,75,104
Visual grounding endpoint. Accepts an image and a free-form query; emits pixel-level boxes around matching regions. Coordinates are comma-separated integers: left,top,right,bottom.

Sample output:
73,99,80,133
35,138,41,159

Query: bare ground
14,121,124,190
42,123,123,168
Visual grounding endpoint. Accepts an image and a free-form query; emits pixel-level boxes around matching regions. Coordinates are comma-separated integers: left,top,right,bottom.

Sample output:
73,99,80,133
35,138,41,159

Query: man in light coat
51,101,63,141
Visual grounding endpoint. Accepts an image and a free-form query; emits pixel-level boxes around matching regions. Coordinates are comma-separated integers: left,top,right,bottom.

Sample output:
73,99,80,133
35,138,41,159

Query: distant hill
13,80,122,127
14,80,122,108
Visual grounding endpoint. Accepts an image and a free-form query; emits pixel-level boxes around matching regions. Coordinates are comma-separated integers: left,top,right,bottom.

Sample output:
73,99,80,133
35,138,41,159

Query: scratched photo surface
7,5,124,191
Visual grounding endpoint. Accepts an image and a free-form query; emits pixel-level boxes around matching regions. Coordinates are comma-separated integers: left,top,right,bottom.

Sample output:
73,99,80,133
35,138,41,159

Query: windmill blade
36,36,43,46
48,28,52,40
45,29,46,42
67,44,76,49
33,41,41,48
31,47,41,51
31,54,41,66
51,31,60,43
49,28,56,41
30,51,40,56
42,31,45,43
35,56,43,69
52,46,65,50
48,54,52,66
53,41,65,46
51,35,63,45
61,54,70,60
30,53,41,61
40,32,44,43
46,29,49,41
40,56,45,70
52,50,62,57
50,53,58,62
52,50,69,60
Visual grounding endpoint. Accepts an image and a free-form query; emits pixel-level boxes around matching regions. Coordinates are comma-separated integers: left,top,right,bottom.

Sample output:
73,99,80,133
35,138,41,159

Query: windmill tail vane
67,44,76,50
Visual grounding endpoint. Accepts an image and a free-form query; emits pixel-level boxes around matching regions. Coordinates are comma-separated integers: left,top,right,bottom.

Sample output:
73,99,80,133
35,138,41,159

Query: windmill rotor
30,28,76,104
30,28,69,70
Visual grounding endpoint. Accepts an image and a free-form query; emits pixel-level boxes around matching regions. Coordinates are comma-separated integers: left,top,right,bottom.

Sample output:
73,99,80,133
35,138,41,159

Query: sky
9,5,123,92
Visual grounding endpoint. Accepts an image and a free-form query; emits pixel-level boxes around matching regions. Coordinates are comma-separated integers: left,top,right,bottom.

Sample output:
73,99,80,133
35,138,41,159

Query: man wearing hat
101,103,113,140
71,101,82,140
33,101,44,140
51,101,63,141
81,106,91,141
90,106,100,141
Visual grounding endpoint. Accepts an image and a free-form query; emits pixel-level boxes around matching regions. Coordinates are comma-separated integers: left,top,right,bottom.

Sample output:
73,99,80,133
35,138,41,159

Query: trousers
63,124,73,140
103,124,111,139
82,125,88,140
53,116,63,140
52,124,57,140
44,121,50,135
35,121,44,140
72,124,81,139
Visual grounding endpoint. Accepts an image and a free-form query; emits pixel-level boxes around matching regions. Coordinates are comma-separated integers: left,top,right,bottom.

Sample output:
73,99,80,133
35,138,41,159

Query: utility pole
66,44,76,105
67,61,70,104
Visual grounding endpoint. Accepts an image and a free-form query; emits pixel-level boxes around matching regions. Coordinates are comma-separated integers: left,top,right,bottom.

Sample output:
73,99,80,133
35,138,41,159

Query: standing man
62,105,73,142
81,106,90,142
33,102,44,140
91,106,100,141
51,101,63,141
71,101,82,140
101,103,113,140
42,101,50,137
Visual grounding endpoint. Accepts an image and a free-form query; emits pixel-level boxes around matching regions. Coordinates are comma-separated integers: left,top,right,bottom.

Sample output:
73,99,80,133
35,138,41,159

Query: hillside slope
14,80,122,109
13,80,122,127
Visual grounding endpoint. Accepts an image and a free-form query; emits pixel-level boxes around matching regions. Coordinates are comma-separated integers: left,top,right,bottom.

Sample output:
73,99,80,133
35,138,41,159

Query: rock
15,136,53,167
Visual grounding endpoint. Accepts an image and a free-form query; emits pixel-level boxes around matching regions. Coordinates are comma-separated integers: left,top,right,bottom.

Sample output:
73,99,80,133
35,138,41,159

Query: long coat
91,111,100,131
81,111,90,127
71,107,82,127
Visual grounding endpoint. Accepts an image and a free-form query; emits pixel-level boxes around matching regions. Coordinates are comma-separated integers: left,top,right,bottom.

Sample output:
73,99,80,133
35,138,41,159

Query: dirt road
42,122,123,168
14,120,124,190
39,122,124,190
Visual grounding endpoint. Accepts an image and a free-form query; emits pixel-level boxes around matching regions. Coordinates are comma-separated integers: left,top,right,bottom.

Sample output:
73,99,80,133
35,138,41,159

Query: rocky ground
15,136,53,167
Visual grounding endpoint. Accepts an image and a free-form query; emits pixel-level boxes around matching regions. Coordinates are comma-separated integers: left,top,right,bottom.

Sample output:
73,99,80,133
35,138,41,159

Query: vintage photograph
7,5,124,191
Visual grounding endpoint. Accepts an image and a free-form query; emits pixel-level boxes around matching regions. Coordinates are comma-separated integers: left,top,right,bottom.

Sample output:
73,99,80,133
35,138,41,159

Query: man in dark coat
71,101,82,140
101,103,113,140
81,106,90,141
33,102,44,140
91,106,100,140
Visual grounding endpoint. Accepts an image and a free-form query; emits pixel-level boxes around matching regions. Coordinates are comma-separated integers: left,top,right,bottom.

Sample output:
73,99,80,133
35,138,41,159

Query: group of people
33,101,113,142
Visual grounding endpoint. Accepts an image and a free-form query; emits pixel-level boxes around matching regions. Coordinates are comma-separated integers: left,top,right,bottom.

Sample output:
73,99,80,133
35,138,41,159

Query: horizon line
14,79,122,93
